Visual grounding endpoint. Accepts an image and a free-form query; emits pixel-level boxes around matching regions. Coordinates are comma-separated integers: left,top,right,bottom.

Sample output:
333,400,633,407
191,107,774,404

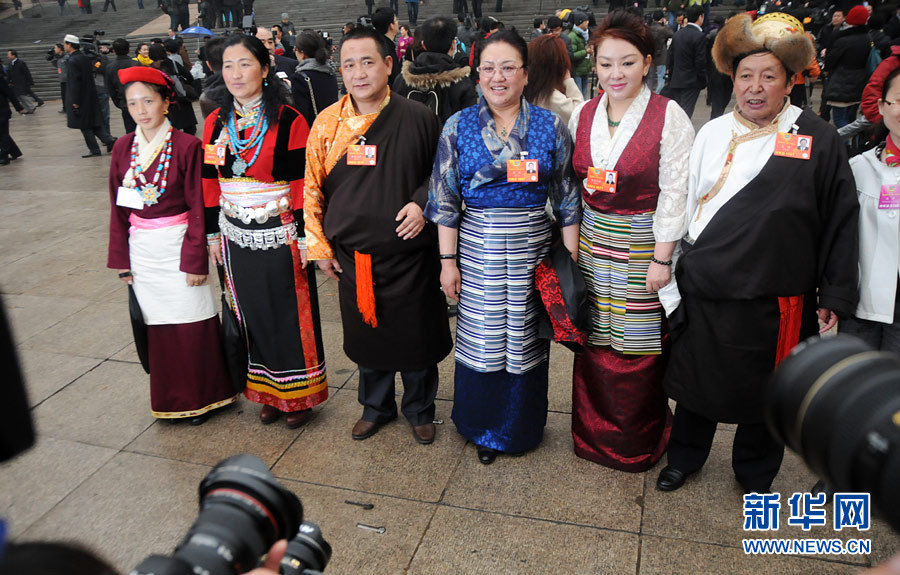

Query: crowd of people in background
2,0,900,555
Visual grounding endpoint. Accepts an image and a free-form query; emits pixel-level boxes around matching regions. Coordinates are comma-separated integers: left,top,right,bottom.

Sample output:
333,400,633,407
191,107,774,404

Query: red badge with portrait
774,132,812,160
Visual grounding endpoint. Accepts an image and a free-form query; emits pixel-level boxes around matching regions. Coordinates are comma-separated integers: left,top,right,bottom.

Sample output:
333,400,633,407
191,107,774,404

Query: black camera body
131,454,330,575
766,335,900,531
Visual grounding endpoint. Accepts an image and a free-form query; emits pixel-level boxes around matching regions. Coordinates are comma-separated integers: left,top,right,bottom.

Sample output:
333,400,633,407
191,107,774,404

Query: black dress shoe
476,445,498,465
106,139,117,153
656,465,692,492
0,158,9,166
82,152,102,158
188,413,210,425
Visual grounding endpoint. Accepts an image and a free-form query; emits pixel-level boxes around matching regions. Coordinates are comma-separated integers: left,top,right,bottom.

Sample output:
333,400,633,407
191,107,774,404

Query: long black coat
6,58,34,96
65,49,101,130
824,26,870,103
666,23,707,90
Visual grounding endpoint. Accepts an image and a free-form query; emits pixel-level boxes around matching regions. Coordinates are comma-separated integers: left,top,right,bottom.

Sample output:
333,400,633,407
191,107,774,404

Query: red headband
118,66,174,89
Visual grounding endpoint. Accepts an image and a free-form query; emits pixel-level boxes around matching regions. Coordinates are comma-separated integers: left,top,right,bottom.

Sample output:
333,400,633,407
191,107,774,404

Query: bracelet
440,254,457,260
650,256,673,266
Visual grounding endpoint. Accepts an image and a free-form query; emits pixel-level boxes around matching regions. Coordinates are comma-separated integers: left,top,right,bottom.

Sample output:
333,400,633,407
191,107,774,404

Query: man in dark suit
0,67,26,165
6,50,43,114
105,38,140,133
663,5,706,119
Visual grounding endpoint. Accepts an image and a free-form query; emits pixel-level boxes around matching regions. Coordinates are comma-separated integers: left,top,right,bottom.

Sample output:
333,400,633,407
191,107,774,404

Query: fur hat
711,12,815,76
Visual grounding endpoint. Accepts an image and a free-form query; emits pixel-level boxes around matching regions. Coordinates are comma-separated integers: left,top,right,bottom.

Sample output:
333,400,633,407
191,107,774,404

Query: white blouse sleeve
653,100,695,242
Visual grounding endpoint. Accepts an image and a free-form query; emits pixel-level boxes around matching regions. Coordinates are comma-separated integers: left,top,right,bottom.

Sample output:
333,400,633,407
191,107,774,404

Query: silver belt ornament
219,195,292,225
219,213,298,250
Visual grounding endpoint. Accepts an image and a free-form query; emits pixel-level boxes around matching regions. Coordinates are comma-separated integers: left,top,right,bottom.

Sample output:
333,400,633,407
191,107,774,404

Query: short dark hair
340,25,392,59
481,29,528,69
272,24,283,33
372,7,396,34
204,36,226,72
8,49,17,57
112,38,130,55
686,5,703,23
547,15,563,29
533,17,543,28
148,43,167,62
163,38,180,54
420,16,457,54
135,42,149,57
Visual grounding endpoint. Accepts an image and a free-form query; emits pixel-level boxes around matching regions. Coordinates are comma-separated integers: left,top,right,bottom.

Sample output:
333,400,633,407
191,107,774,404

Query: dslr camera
766,335,900,531
131,454,331,575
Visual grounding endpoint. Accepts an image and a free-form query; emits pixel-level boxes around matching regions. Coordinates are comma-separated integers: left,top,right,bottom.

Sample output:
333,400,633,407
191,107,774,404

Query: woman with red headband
107,66,236,424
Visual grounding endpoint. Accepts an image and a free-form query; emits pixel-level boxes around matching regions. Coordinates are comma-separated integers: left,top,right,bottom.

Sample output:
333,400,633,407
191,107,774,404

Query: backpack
405,88,441,119
867,33,883,75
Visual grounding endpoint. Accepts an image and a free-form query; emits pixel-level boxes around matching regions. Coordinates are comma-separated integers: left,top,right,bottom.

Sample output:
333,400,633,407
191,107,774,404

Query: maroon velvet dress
570,94,673,472
108,128,235,419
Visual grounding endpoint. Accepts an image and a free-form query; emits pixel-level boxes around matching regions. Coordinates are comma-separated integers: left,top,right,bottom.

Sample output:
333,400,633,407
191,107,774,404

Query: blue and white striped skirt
456,206,552,374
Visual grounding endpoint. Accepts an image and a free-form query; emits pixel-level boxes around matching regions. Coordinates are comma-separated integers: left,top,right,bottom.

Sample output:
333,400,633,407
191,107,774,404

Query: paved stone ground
0,100,897,575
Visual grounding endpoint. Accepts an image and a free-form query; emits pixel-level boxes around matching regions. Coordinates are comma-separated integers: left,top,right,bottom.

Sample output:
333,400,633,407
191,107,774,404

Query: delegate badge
347,144,377,166
116,186,145,210
507,159,539,182
774,132,813,160
879,185,900,210
585,167,618,193
204,144,226,166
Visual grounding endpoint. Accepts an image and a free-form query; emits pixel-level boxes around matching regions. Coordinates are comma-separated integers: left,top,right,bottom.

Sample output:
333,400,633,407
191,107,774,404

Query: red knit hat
845,5,869,26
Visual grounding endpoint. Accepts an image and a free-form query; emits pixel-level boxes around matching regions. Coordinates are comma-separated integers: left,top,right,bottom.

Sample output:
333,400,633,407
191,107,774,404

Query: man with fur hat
392,16,477,125
656,12,859,495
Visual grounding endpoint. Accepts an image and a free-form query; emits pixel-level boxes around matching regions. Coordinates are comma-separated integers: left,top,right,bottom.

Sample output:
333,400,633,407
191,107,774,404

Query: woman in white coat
845,66,900,351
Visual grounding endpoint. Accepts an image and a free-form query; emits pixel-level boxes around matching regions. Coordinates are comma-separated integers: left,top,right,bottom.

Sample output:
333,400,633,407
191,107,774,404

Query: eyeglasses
884,98,900,107
478,63,523,78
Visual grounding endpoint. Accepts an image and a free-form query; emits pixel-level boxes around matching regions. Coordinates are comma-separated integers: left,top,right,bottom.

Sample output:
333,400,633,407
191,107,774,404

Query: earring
264,79,269,87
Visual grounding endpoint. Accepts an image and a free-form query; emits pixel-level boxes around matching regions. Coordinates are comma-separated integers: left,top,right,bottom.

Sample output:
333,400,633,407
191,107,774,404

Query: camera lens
280,522,331,575
766,335,900,530
132,454,302,575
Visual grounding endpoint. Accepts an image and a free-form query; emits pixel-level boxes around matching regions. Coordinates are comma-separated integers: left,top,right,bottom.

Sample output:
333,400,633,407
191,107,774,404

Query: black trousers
664,86,701,119
358,364,438,426
666,404,785,492
80,123,115,155
0,117,23,161
121,107,136,134
23,86,44,105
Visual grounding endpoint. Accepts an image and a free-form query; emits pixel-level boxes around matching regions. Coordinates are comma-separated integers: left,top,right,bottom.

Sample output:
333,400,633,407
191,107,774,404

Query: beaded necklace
224,101,269,176
127,126,173,206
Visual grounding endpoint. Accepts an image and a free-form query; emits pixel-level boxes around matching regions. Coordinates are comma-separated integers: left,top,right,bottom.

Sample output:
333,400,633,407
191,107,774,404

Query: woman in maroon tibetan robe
107,66,236,424
568,11,694,471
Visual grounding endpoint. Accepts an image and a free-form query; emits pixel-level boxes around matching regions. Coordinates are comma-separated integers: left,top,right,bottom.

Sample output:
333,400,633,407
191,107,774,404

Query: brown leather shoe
411,422,435,445
259,404,281,425
351,418,389,440
285,409,311,429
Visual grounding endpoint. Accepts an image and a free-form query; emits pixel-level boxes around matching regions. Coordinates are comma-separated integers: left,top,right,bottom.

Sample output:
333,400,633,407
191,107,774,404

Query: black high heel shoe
476,445,498,465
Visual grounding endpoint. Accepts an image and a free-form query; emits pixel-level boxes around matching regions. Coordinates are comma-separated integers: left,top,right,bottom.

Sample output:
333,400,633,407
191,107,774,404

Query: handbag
534,237,589,353
217,265,248,393
301,72,318,117
127,285,151,374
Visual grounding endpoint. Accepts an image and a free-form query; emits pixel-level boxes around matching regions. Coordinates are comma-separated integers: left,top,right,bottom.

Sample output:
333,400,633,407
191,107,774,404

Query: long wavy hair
524,34,569,105
217,34,288,127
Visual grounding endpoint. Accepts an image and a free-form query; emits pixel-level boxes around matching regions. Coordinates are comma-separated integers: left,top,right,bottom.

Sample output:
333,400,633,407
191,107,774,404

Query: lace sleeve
653,101,695,242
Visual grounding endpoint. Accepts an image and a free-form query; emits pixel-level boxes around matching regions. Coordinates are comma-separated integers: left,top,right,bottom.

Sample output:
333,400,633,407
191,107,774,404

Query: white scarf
124,118,172,185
